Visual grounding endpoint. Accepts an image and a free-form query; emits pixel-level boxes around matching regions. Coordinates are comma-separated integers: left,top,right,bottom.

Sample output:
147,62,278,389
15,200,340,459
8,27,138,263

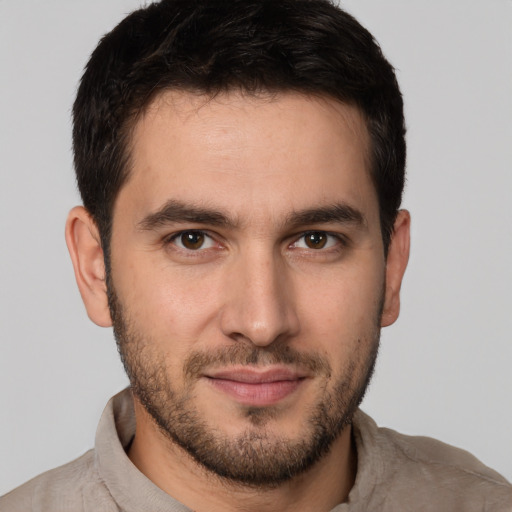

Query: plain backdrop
1,0,511,495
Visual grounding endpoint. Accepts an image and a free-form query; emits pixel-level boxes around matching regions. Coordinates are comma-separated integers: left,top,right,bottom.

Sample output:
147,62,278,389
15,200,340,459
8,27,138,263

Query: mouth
203,367,308,407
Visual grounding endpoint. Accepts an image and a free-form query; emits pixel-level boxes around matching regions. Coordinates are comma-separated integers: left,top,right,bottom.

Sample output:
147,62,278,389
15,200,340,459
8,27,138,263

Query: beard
108,281,381,488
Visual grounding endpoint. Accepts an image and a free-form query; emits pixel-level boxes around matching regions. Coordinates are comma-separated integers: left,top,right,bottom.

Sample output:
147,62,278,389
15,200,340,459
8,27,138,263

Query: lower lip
206,378,304,406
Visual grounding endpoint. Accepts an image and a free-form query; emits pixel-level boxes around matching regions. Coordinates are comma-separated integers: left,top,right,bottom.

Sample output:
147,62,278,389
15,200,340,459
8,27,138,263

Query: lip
204,367,308,407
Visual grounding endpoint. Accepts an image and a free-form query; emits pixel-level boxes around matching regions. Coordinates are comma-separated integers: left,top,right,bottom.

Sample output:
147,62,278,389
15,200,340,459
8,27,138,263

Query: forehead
120,90,377,227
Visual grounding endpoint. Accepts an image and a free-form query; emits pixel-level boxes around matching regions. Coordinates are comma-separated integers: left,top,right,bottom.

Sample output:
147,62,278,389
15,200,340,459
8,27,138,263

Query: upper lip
205,367,308,384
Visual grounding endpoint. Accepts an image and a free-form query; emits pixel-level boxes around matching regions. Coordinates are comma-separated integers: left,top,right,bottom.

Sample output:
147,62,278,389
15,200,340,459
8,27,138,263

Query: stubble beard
107,281,381,488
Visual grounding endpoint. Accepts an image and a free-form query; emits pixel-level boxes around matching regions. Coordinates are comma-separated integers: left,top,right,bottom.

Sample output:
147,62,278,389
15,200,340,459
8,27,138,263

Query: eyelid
164,229,218,251
161,228,348,253
290,230,348,250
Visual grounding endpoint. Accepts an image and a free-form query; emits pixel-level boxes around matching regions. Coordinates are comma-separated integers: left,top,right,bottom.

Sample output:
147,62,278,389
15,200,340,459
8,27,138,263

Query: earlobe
65,206,112,327
381,209,410,327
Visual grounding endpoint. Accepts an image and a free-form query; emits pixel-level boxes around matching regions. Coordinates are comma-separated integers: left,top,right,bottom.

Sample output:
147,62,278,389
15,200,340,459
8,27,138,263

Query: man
1,0,511,510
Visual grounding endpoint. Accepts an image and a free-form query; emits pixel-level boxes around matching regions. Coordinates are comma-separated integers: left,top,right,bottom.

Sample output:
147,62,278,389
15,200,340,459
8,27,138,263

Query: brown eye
304,232,328,249
179,231,206,250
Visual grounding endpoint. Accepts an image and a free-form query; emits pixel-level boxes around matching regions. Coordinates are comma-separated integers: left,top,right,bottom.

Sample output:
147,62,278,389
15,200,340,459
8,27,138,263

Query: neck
128,398,357,512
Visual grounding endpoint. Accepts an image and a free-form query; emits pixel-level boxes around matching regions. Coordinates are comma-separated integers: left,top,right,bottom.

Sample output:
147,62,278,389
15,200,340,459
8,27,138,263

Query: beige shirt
2,389,511,511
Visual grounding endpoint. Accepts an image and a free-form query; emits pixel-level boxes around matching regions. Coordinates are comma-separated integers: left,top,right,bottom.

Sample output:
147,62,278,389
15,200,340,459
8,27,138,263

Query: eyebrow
138,200,235,231
137,199,366,232
286,204,366,229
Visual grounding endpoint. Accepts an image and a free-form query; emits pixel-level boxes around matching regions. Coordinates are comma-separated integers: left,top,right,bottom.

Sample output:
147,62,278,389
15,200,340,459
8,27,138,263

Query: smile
204,367,308,407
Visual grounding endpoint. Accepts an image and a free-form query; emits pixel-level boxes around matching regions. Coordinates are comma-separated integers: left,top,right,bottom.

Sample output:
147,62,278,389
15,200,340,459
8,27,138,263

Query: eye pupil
181,232,205,250
305,232,327,249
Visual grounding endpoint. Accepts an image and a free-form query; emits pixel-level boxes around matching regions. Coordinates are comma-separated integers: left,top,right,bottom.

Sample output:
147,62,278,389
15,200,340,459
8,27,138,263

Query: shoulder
0,450,116,512
352,411,512,511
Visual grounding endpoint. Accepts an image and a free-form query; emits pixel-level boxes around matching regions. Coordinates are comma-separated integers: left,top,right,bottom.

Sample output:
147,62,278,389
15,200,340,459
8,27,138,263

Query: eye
170,231,216,251
292,231,340,250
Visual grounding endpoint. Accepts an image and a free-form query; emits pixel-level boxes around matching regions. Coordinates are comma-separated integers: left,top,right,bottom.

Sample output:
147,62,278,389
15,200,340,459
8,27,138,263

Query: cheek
296,262,384,349
114,256,224,350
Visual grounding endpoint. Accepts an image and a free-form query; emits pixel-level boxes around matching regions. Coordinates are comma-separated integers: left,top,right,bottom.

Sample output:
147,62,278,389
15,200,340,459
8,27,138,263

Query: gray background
1,0,511,495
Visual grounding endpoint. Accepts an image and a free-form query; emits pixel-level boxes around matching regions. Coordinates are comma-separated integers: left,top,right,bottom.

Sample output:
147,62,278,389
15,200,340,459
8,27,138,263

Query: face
106,91,392,485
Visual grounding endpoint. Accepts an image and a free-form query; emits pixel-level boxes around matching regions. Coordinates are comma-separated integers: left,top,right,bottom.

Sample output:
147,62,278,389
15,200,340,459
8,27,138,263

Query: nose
219,247,300,347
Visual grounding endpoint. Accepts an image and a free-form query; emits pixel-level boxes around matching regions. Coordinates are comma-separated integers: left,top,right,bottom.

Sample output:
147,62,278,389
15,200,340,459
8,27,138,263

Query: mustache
184,343,332,379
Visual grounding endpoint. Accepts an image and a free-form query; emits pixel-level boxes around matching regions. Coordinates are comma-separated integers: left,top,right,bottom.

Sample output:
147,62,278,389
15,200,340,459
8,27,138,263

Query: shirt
2,388,511,511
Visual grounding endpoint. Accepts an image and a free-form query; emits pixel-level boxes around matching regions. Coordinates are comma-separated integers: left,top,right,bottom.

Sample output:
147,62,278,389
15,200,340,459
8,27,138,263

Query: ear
65,206,112,327
381,209,411,327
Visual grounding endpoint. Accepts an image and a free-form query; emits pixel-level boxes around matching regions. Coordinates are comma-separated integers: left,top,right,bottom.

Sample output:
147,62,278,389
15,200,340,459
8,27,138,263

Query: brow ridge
138,200,235,230
137,199,366,232
286,204,366,229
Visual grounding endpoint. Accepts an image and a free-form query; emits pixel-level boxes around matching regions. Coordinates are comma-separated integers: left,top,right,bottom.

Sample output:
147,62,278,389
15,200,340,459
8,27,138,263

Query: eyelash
164,230,217,252
163,229,348,254
290,231,347,251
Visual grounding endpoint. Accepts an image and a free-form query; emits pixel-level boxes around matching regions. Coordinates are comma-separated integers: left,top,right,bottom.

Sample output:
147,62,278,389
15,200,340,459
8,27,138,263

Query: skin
66,91,410,512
